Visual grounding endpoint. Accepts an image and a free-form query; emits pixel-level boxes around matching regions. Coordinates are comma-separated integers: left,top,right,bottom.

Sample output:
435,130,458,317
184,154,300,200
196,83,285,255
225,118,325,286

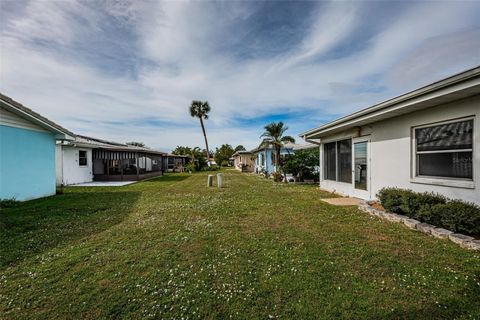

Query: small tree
172,146,192,156
234,145,246,152
260,122,295,172
214,144,235,166
282,149,319,182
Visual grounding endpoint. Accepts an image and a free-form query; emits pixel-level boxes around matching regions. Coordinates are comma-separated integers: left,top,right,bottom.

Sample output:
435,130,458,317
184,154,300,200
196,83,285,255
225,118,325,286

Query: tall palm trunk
275,146,281,171
199,118,210,159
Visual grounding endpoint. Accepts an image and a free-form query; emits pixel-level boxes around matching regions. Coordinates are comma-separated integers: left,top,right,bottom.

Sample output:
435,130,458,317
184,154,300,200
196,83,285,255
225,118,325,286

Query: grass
1,170,479,319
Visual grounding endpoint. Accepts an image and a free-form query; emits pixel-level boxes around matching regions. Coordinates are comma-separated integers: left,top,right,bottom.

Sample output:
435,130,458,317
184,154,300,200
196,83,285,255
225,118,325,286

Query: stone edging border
358,200,480,251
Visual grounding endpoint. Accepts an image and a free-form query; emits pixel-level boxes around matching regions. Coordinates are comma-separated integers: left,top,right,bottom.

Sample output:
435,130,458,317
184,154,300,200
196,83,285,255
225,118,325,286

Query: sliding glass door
352,137,370,199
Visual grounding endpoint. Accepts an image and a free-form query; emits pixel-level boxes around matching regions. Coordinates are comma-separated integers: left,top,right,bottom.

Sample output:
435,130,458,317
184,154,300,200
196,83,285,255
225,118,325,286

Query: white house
232,150,254,172
301,66,480,205
57,135,167,185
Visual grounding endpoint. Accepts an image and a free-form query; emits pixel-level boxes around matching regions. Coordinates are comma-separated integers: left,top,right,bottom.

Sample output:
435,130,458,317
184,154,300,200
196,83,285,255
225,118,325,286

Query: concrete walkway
70,181,137,187
321,197,362,206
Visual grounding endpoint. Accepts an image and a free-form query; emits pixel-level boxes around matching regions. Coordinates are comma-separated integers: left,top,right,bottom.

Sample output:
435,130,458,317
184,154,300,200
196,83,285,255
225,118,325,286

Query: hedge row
377,188,480,236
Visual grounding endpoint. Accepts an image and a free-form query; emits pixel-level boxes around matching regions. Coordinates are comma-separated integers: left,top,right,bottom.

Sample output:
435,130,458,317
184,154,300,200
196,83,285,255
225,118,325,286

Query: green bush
185,163,196,172
399,191,446,218
377,187,480,236
0,198,20,208
377,188,406,214
430,201,480,235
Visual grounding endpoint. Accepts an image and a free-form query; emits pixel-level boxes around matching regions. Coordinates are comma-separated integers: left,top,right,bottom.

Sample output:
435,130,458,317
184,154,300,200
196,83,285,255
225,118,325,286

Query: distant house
301,66,480,205
252,142,297,174
0,93,73,201
57,135,167,185
164,154,189,172
232,150,254,172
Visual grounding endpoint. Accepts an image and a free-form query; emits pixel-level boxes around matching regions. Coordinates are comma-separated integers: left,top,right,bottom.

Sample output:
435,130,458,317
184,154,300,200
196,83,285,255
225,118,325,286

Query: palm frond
281,135,295,143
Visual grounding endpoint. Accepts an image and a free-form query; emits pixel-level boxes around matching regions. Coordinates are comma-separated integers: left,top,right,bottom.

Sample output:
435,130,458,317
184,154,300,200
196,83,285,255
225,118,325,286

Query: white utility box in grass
207,174,213,187
217,173,223,188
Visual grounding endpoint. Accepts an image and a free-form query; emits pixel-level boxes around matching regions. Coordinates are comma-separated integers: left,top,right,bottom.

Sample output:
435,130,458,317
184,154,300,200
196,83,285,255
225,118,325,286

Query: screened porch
92,149,165,181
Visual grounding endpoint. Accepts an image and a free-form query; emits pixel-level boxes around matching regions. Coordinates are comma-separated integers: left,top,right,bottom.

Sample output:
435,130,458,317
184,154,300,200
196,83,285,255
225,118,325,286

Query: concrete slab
321,197,362,206
70,181,137,187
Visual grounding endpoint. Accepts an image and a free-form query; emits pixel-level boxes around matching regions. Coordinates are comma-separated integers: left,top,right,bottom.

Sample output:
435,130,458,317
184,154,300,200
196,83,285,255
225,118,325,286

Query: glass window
324,142,336,180
337,139,352,183
354,142,368,190
415,119,473,179
79,150,87,166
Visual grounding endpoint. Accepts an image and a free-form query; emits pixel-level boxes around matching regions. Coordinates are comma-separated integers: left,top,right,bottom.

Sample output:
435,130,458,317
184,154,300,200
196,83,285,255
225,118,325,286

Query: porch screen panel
415,119,473,179
324,142,336,180
337,139,352,183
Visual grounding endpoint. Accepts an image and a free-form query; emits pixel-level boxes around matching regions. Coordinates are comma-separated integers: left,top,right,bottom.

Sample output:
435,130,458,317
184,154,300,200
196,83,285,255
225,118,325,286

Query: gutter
301,66,480,138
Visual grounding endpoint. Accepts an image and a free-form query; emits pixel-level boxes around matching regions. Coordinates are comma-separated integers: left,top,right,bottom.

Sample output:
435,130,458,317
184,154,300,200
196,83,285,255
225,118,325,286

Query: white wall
56,145,93,185
55,144,63,186
319,95,480,204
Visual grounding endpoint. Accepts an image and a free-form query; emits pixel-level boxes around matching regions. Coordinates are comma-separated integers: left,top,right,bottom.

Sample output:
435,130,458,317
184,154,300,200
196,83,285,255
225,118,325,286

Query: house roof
232,150,253,157
0,92,74,139
250,141,300,153
167,154,189,158
301,66,480,139
64,134,166,155
292,143,318,151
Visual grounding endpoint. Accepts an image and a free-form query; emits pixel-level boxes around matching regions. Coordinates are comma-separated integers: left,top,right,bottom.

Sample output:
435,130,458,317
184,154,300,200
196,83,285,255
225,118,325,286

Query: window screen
337,139,352,183
79,150,87,166
415,119,473,179
324,142,336,180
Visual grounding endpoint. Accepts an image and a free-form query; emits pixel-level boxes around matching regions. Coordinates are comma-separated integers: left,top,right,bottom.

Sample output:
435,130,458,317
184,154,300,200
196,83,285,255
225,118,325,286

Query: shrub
399,191,446,219
377,187,480,236
377,188,407,214
430,201,480,235
0,198,20,208
185,163,196,172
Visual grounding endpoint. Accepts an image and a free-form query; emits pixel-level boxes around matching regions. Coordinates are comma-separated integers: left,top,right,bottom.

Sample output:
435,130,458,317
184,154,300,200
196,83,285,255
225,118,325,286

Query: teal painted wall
0,125,56,201
255,147,294,174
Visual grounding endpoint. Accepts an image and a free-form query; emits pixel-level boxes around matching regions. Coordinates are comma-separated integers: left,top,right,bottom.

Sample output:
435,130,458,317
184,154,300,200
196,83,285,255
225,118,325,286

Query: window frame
411,116,475,189
323,138,352,183
78,150,88,167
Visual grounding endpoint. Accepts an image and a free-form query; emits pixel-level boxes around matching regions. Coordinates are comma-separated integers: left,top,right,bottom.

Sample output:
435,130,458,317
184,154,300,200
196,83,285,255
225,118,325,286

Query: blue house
0,94,73,201
252,142,297,175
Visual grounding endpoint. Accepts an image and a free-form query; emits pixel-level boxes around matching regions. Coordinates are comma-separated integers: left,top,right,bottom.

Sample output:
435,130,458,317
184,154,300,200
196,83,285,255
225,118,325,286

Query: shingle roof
0,92,74,137
232,150,253,157
69,134,166,155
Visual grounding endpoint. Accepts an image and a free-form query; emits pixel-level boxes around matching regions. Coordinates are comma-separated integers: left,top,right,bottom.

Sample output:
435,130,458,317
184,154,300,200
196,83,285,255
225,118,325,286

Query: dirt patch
321,197,362,206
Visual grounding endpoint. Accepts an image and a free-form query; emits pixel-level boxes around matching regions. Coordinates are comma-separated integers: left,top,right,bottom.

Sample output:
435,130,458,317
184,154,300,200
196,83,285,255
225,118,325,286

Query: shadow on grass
0,190,140,269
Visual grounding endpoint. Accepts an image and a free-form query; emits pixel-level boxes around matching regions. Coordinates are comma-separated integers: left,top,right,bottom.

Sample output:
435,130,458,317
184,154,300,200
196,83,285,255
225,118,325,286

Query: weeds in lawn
0,172,479,319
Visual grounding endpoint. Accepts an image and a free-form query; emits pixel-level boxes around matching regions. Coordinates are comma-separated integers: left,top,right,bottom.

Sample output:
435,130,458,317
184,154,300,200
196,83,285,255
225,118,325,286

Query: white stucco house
56,135,166,185
301,66,480,205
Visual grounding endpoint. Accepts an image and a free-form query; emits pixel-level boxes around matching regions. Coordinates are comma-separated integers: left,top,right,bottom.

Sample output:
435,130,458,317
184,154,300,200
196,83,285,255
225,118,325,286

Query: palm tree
260,122,295,172
190,100,211,160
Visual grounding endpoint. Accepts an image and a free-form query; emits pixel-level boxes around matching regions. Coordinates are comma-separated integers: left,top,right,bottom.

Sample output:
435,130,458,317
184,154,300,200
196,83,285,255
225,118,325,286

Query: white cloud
1,0,479,151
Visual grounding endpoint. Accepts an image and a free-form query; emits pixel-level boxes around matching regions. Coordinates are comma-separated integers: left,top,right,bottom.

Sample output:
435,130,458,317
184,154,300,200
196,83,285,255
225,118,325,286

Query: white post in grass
217,173,223,188
207,174,213,187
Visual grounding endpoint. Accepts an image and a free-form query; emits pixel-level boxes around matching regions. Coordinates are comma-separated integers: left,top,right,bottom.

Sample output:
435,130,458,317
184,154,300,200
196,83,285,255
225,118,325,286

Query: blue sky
1,1,479,151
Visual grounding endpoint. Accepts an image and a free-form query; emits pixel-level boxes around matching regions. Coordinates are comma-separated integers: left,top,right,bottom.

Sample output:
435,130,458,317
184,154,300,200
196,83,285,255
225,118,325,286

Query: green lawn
1,171,479,319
